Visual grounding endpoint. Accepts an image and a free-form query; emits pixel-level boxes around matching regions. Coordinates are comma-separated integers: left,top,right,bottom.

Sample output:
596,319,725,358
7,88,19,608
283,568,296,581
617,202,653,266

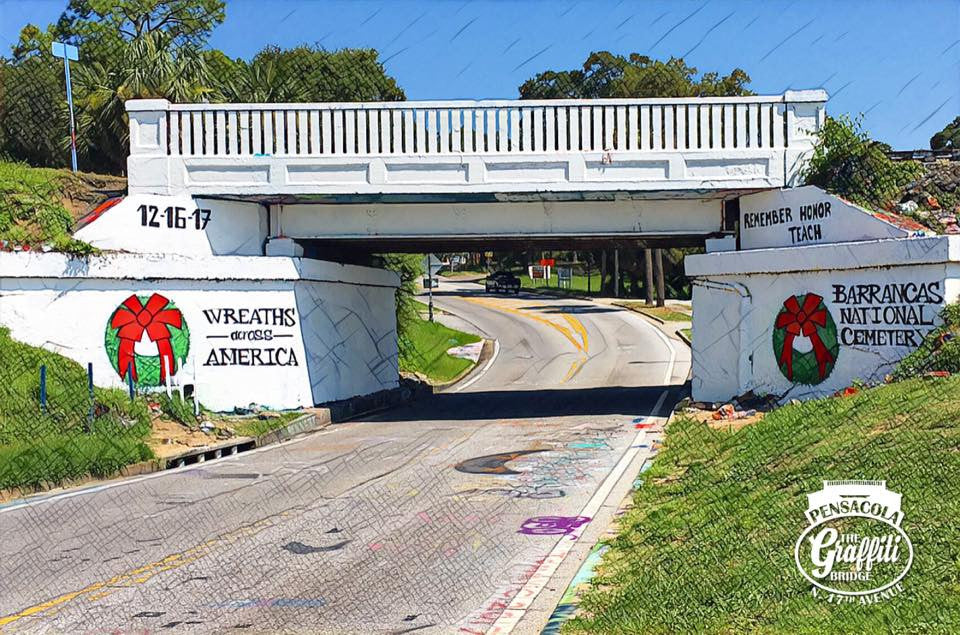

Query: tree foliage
519,52,753,99
0,0,403,173
931,116,960,150
803,115,923,210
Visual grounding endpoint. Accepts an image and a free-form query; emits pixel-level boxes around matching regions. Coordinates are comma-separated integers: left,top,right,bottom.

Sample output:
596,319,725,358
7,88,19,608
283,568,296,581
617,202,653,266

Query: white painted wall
0,253,399,411
75,194,266,256
739,186,915,250
686,236,960,403
277,197,723,239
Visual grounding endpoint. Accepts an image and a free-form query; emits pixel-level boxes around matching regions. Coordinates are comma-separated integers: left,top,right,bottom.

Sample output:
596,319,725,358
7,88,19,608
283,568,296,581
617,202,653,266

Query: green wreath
772,292,839,385
104,294,190,387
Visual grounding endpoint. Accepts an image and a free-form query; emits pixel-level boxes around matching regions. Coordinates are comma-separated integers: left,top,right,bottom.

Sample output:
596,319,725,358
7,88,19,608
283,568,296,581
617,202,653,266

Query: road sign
540,258,555,267
558,267,572,289
52,42,79,173
530,265,546,279
52,42,78,61
422,254,443,277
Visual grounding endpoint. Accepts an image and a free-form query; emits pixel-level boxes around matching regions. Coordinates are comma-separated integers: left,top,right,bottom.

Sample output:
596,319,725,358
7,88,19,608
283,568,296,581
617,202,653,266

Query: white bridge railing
126,90,827,196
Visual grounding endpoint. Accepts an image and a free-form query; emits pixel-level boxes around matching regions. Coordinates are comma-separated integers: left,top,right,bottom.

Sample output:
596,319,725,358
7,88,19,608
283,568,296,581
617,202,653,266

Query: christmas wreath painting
772,293,839,385
104,294,189,386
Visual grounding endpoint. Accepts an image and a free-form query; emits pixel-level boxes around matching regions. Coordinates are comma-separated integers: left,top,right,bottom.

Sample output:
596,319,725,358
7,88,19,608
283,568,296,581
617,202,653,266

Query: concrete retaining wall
0,252,399,411
686,236,960,402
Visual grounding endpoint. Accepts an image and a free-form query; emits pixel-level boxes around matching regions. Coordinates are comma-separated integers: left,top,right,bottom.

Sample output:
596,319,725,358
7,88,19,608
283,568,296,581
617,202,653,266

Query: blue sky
2,0,958,149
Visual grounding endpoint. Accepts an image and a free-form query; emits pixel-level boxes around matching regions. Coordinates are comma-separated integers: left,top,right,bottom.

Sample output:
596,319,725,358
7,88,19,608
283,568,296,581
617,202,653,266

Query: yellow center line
461,297,590,382
0,509,298,628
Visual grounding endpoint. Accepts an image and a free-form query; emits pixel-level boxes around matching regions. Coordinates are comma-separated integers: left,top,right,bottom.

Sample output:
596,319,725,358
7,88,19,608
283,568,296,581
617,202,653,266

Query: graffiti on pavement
518,516,591,536
454,450,546,474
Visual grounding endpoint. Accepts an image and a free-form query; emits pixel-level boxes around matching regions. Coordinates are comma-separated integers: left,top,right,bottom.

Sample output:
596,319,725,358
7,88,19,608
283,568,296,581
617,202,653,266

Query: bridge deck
126,91,827,198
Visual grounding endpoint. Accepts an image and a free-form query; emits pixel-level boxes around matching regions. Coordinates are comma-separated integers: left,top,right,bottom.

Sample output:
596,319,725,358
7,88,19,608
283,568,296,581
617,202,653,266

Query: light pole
51,41,79,173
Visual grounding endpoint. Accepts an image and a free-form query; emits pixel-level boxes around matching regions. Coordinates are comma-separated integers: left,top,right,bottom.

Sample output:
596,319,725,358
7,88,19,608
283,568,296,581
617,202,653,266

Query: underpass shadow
363,385,681,422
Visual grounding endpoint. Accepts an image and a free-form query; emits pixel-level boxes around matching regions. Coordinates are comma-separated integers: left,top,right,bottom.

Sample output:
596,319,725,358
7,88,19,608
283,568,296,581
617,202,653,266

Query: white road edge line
0,422,331,515
452,338,500,393
2,335,505,514
488,389,670,634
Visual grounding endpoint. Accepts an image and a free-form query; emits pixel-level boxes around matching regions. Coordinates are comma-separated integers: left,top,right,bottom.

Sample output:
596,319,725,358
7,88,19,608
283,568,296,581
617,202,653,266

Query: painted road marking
461,297,589,381
0,508,300,627
452,339,500,393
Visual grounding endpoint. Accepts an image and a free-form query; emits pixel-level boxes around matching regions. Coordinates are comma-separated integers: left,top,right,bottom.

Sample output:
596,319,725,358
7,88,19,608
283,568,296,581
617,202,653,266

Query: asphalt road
0,280,689,634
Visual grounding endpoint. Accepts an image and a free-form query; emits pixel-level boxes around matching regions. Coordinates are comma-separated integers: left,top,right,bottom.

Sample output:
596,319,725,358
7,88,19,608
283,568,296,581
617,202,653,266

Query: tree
519,52,752,99
213,46,405,103
73,30,212,172
931,116,960,150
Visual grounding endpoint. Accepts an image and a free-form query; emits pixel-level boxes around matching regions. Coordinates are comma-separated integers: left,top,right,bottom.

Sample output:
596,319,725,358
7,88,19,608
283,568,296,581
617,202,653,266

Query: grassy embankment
519,271,603,296
0,161,124,254
399,302,482,383
568,307,960,633
0,328,154,491
615,301,691,323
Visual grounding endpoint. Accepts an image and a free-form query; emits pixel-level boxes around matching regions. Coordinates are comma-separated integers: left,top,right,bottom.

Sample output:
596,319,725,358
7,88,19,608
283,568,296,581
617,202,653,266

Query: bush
893,303,960,380
803,115,924,211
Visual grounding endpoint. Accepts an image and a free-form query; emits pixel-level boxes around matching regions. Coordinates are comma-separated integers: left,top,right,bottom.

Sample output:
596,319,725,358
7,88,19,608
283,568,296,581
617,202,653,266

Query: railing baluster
591,106,603,151
321,110,332,154
497,109,508,152
545,107,556,152
760,104,771,148
169,111,181,155
388,110,399,154
722,104,734,148
735,104,747,149
556,106,568,152
569,106,581,151
749,103,760,148
452,108,462,153
710,104,722,150
603,106,614,150
615,106,626,150
532,108,543,152
344,109,356,154
332,110,344,154
308,110,320,154
651,105,662,150
663,105,675,150
403,110,415,153
772,103,785,148
357,110,370,154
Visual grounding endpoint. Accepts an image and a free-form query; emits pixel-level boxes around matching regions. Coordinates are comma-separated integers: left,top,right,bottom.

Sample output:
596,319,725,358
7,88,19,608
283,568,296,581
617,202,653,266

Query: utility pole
52,42,79,173
427,254,434,322
644,248,654,305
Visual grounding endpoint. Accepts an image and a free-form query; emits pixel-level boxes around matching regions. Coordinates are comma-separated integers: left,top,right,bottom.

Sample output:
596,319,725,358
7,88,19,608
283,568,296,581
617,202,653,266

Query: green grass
679,327,692,341
568,377,960,633
0,327,153,490
520,271,603,295
0,161,97,255
399,313,482,383
231,411,307,438
616,302,691,322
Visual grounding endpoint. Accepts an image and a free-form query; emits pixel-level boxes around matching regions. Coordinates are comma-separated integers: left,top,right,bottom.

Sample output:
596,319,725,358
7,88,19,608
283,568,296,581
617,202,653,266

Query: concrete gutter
0,380,429,503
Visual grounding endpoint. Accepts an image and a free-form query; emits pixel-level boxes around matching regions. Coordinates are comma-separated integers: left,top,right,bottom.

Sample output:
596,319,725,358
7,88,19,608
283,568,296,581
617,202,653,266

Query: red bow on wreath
775,293,834,381
110,293,183,382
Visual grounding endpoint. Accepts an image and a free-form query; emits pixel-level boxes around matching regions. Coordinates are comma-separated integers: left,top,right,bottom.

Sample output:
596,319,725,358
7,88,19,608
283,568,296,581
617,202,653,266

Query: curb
432,338,495,392
538,402,679,634
676,328,692,348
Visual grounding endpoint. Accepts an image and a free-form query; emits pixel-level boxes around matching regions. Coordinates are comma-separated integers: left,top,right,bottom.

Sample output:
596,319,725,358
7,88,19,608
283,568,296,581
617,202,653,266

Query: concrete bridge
125,90,827,251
